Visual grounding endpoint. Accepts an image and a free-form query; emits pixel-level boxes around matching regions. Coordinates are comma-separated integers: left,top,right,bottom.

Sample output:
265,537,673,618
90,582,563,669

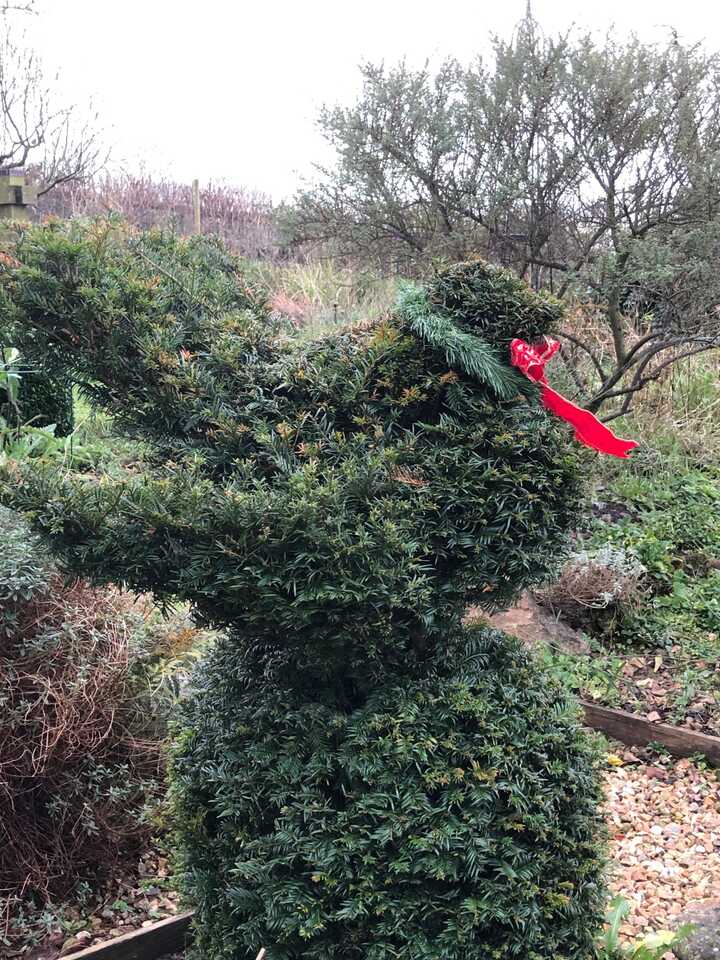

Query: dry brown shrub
35,172,281,260
536,546,647,637
0,574,164,903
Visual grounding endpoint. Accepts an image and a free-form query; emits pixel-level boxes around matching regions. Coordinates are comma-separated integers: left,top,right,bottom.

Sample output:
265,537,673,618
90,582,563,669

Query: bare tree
292,11,720,416
291,59,475,273
0,14,104,195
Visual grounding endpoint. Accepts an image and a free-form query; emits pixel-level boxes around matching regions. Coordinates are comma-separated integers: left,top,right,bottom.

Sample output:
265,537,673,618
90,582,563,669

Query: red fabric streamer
510,338,638,459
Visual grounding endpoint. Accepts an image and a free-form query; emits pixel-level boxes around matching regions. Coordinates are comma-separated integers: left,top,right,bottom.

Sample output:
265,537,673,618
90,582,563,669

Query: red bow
510,338,638,459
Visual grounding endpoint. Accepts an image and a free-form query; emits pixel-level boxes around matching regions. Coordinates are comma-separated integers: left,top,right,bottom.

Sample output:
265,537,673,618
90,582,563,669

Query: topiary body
173,626,604,960
0,222,606,958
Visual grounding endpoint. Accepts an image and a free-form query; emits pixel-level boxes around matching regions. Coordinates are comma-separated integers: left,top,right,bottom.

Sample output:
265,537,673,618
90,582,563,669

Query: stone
644,766,667,780
59,938,86,956
471,591,590,654
674,901,720,959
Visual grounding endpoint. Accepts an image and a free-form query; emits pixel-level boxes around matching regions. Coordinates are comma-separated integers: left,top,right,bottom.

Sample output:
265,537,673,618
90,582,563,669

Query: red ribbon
510,338,638,459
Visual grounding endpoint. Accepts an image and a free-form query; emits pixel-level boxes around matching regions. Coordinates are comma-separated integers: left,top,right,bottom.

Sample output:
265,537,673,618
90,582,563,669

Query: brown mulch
598,651,720,737
15,851,182,959
482,594,720,737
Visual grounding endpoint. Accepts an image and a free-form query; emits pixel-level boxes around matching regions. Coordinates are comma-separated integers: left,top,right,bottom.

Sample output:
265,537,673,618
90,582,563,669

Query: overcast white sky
15,0,720,200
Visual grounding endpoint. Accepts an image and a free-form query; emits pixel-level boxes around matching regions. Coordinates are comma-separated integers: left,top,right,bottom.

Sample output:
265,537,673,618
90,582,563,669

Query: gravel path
605,751,720,937
20,751,720,958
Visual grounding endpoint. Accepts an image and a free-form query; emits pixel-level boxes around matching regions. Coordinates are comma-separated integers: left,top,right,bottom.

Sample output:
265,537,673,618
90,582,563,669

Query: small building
0,169,38,222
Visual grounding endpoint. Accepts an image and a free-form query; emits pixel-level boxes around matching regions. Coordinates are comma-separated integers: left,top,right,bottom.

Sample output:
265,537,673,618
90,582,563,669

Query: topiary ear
395,281,536,400
427,259,564,346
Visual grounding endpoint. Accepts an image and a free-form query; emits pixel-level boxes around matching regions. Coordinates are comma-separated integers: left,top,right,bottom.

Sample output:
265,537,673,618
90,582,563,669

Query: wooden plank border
581,700,720,765
66,911,195,960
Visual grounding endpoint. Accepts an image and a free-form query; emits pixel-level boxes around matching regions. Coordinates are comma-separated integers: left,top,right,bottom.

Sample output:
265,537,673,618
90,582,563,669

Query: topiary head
427,258,563,348
394,260,563,404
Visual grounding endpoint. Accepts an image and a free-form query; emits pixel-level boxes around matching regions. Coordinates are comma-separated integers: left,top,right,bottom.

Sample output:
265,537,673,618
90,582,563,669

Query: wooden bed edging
581,700,720,765
66,911,195,960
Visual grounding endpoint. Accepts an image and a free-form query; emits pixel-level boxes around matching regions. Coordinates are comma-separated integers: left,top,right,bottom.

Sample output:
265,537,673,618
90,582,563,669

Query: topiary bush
0,218,281,443
172,624,604,960
0,225,607,959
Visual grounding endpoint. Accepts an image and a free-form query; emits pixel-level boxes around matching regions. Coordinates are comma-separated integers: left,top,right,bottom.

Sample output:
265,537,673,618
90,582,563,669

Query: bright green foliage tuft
0,223,605,959
597,896,694,960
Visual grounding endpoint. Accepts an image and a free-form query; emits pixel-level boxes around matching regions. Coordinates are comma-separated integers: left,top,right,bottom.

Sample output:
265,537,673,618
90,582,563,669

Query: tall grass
550,301,720,479
253,259,400,338
597,356,720,482
36,173,280,261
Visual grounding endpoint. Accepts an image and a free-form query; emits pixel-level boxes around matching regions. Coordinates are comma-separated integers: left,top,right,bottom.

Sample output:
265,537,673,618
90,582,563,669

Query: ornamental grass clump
0,221,606,959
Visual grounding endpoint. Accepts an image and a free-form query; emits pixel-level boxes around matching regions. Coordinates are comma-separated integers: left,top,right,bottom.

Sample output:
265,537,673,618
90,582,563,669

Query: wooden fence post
192,178,201,234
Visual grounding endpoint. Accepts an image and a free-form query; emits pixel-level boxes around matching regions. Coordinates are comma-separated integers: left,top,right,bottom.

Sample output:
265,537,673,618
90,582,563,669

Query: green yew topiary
172,625,604,960
12,366,75,435
0,221,606,959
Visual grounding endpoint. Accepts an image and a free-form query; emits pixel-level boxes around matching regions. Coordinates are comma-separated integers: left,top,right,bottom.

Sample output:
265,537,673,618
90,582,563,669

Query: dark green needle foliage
173,624,605,960
0,220,606,959
0,362,75,435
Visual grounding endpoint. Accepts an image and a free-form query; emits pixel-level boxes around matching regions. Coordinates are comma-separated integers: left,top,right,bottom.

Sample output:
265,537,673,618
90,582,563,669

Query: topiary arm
1,387,582,687
0,224,287,459
0,455,445,674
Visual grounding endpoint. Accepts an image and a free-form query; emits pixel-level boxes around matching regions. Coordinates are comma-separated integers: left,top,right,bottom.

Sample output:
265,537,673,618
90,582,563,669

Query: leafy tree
0,221,606,959
292,12,720,417
291,59,471,272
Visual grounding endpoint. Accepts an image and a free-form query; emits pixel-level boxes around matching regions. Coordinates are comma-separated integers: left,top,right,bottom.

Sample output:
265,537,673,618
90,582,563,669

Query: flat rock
674,901,720,959
475,591,590,654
